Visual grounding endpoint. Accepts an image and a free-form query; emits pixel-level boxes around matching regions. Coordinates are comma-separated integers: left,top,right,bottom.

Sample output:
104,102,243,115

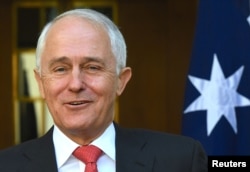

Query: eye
88,65,100,70
84,64,103,73
54,66,68,73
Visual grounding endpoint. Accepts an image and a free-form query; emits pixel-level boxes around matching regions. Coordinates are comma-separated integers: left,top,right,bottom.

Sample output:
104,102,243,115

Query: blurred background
0,0,198,149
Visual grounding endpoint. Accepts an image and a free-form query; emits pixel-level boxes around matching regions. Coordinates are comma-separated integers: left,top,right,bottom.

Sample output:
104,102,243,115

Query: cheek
89,76,117,97
42,78,67,99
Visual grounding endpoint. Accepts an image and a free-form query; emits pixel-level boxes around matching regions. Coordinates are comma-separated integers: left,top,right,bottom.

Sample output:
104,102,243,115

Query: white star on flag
184,54,250,136
247,15,250,25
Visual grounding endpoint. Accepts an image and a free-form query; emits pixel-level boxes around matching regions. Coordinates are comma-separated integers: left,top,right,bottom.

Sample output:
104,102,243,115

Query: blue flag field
182,0,250,156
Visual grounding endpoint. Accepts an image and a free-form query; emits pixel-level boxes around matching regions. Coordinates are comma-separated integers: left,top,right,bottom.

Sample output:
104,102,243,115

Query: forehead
44,15,111,52
48,15,108,40
41,15,115,65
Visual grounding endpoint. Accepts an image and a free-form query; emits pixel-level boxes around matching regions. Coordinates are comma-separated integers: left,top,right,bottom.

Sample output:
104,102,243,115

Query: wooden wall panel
118,0,197,134
0,0,15,149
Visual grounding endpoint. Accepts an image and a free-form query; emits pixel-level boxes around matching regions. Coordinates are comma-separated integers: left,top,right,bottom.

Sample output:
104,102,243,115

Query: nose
68,68,85,92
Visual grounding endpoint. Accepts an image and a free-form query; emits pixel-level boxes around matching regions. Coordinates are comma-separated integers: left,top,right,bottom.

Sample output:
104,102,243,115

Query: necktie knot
73,145,102,172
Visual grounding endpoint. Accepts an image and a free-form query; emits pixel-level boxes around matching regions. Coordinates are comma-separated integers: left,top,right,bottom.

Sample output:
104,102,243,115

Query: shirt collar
91,123,116,161
53,123,116,168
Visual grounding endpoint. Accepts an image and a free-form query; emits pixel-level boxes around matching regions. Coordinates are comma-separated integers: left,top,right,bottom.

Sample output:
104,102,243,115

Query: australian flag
182,0,250,155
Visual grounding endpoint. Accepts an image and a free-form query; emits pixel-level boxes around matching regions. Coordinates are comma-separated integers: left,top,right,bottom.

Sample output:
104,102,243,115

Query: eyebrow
48,56,106,68
48,56,70,68
83,56,105,65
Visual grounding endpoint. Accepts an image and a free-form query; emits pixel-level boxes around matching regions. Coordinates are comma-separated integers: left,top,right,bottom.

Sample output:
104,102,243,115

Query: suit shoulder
119,127,203,151
126,127,195,141
0,128,53,159
130,128,206,158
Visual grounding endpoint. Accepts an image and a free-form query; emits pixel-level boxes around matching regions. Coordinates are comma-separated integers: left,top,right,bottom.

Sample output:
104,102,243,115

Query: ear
34,69,45,99
116,67,132,96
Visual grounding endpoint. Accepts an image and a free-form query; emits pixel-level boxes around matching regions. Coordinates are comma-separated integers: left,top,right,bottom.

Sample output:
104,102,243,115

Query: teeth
70,102,83,105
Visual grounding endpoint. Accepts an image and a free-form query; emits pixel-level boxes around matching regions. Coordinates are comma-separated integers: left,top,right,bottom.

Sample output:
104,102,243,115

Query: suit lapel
19,127,58,172
114,124,155,172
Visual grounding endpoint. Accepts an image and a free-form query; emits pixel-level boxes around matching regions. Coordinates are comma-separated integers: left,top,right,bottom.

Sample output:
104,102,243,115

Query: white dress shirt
53,123,116,172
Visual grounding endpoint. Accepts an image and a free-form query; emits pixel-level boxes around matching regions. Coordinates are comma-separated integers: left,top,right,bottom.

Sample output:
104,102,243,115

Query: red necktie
73,145,103,172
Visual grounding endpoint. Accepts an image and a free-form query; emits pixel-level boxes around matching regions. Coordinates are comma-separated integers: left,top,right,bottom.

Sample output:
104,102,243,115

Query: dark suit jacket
0,123,207,172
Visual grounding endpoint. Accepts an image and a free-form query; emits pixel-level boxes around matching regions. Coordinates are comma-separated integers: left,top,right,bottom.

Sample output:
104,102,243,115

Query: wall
118,0,197,133
0,0,15,148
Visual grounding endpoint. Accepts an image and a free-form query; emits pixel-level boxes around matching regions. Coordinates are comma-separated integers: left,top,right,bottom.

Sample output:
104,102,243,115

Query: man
0,9,207,172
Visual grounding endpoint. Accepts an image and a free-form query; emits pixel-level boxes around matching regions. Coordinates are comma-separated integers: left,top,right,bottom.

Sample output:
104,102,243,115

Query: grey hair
35,8,127,74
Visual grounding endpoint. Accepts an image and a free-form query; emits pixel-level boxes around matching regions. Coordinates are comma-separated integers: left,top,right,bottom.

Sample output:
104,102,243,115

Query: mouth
67,100,91,106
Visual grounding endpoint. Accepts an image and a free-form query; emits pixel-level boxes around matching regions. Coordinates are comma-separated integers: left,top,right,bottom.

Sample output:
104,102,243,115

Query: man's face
35,16,131,143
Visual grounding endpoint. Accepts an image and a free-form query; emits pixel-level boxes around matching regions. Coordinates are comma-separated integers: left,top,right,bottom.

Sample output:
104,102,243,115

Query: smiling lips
70,101,84,105
68,100,92,106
